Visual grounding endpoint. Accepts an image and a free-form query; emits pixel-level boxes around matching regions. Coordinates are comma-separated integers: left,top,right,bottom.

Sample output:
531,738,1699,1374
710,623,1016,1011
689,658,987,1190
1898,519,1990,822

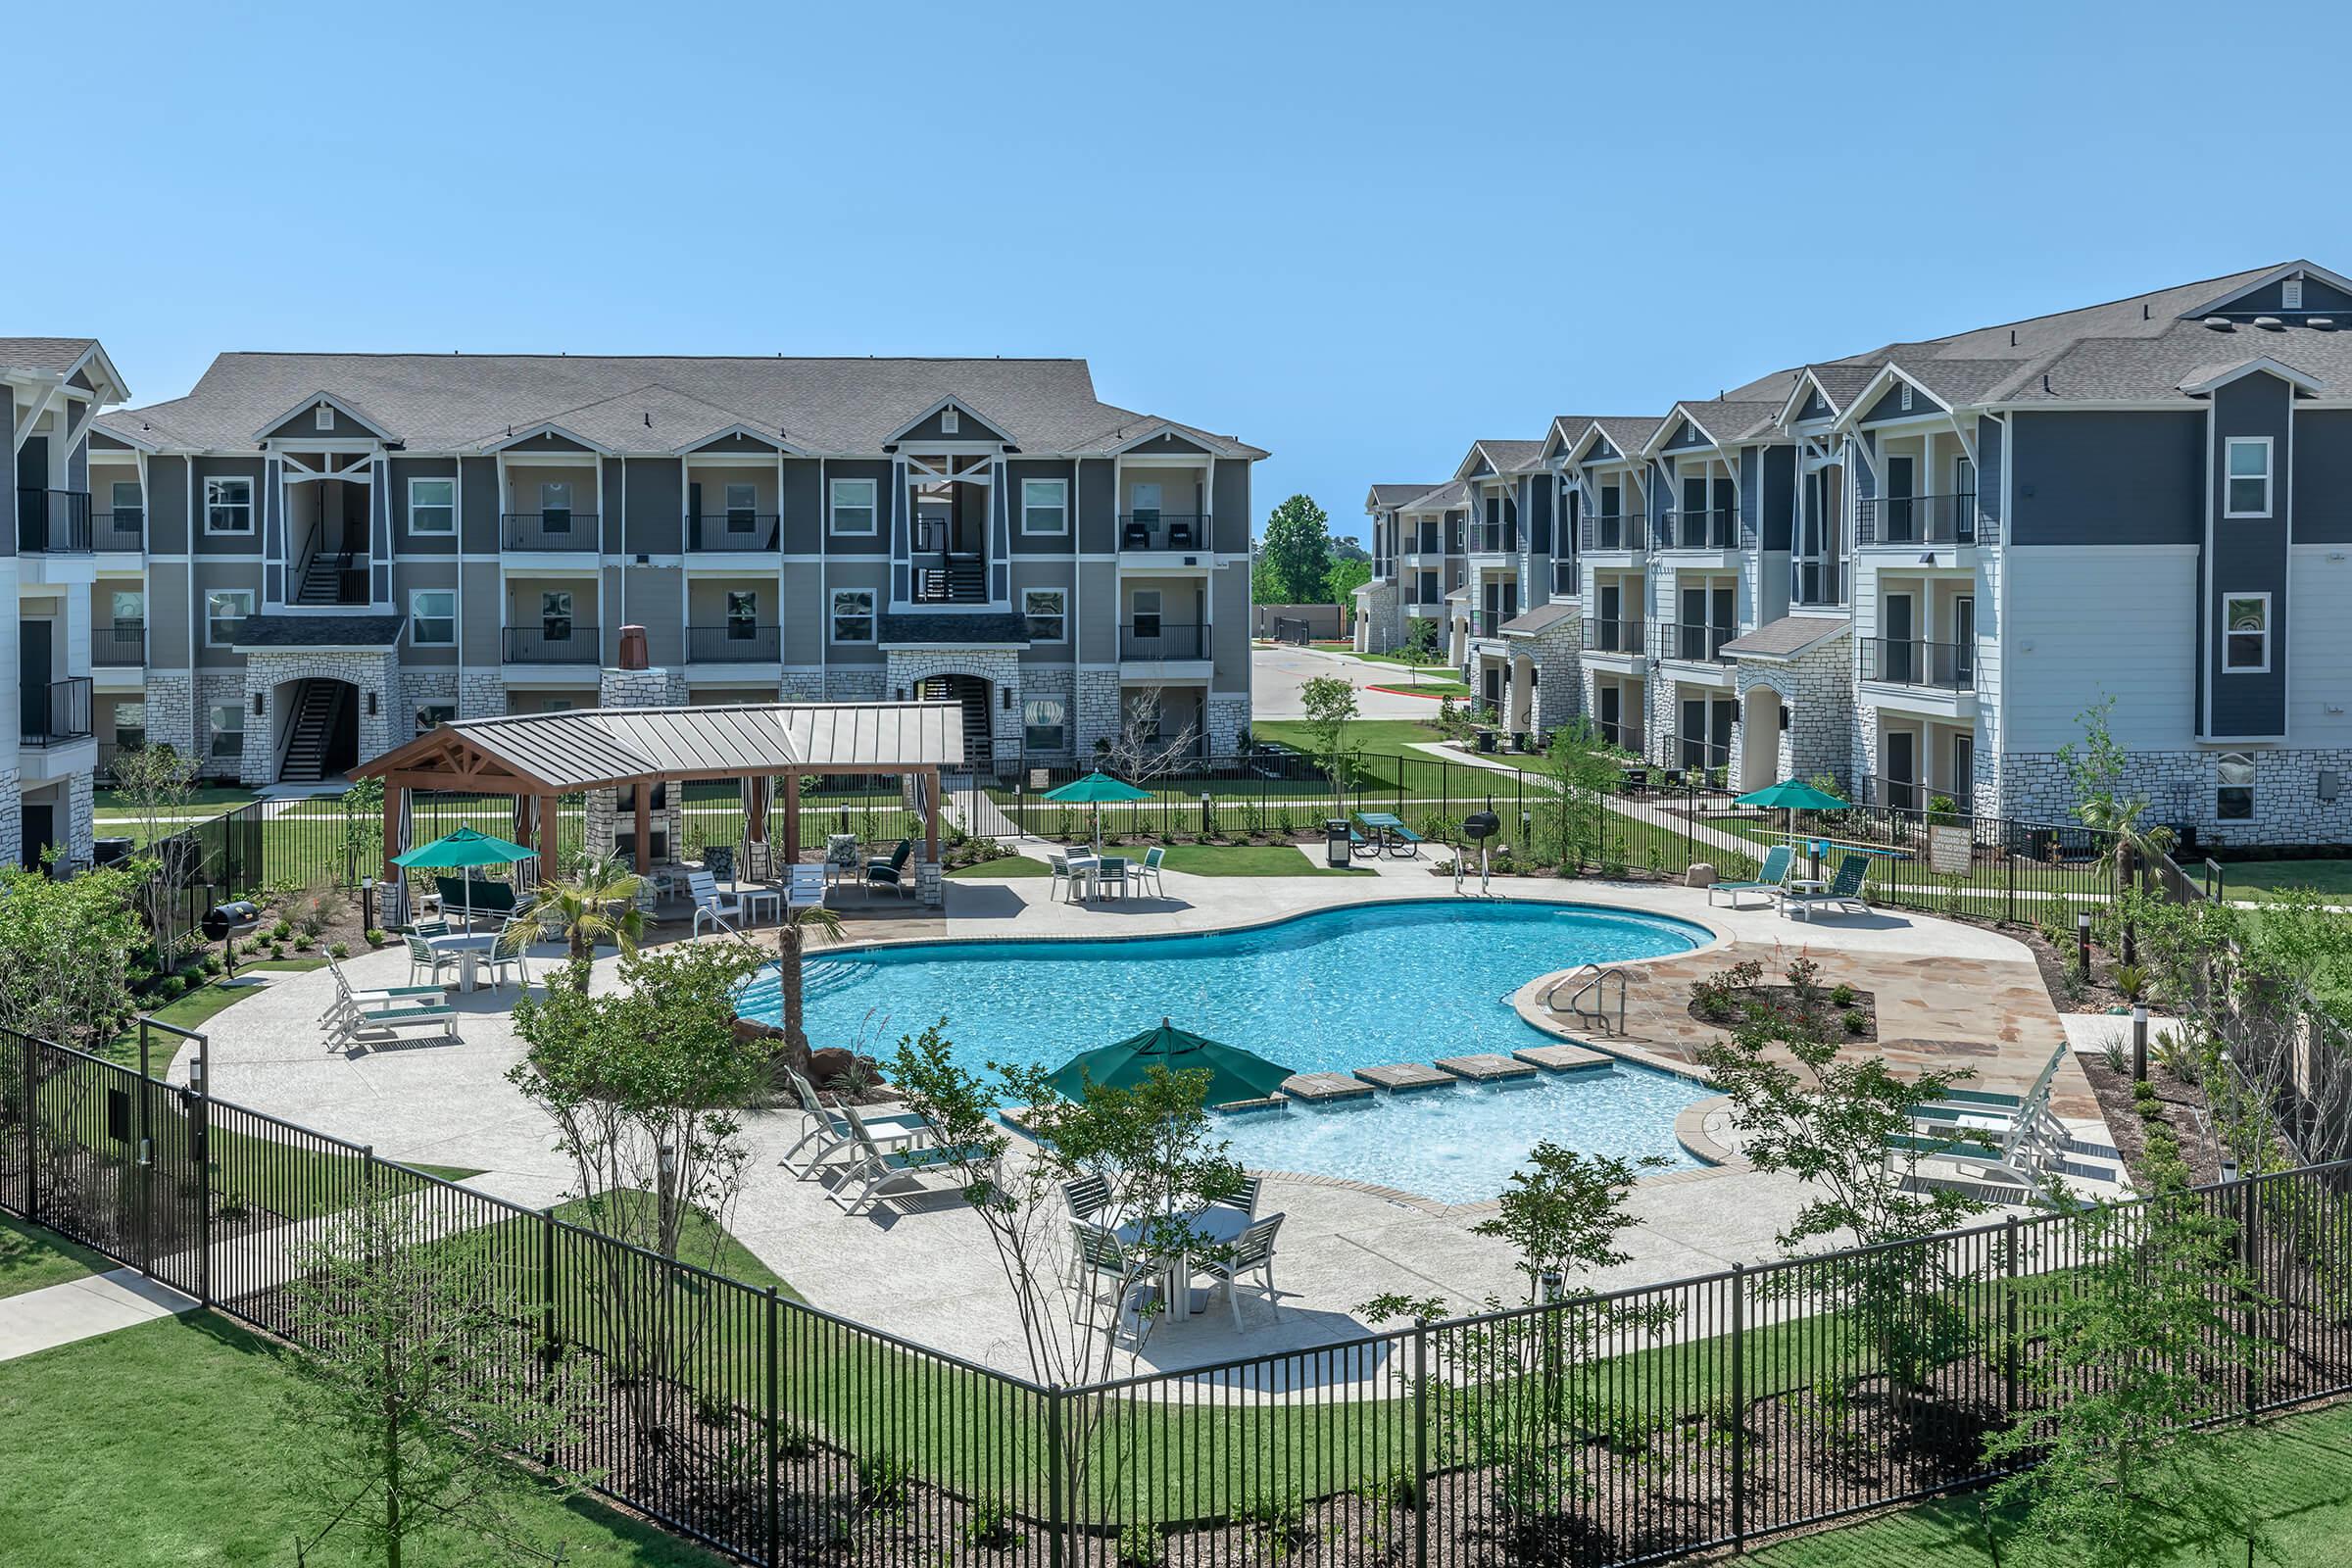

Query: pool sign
1928,824,1972,875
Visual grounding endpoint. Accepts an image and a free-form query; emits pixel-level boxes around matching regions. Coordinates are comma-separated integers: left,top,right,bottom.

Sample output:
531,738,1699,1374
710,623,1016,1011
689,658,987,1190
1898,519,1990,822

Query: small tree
1982,1127,2276,1568
111,741,202,962
1257,493,1335,604
2061,695,2179,906
339,776,385,887
1100,687,1200,784
0,863,142,1056
1534,718,1621,870
1298,674,1360,821
281,1181,590,1568
508,850,644,989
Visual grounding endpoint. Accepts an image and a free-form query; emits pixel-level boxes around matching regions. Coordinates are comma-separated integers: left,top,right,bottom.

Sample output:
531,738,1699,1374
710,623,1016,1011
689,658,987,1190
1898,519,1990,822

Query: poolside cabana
353,701,965,919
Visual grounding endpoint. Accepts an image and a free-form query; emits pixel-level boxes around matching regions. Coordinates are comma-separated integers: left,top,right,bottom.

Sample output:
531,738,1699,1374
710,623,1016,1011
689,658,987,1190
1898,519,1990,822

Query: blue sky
22,0,2347,544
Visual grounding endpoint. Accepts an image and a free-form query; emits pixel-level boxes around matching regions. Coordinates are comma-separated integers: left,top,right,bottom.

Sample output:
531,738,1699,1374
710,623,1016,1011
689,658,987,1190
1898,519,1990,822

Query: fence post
1730,1263,1746,1551
192,1035,211,1308
2241,1178,2259,1416
22,1031,38,1228
540,1206,559,1352
2005,846,2016,926
136,1024,153,1274
1412,1324,1429,1568
764,1286,780,1568
1047,1387,1066,1568
2003,1217,2020,1417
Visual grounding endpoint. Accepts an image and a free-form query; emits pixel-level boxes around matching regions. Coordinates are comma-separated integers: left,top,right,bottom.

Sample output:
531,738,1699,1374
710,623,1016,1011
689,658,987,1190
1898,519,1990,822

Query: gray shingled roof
1401,479,1469,511
232,613,407,649
1498,603,1577,636
1721,613,1849,661
1474,439,1544,472
1369,483,1440,507
878,612,1030,646
0,337,98,375
1670,399,1785,448
100,352,1266,460
1588,416,1664,458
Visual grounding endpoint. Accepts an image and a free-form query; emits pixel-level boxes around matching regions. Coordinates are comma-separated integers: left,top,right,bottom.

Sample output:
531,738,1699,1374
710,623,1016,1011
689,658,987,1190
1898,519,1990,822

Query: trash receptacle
91,837,133,867
1325,818,1352,868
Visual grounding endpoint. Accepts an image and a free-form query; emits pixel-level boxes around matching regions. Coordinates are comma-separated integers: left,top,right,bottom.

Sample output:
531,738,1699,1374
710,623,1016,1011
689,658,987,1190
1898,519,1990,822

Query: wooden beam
537,789,560,876
779,773,799,863
633,779,652,876
923,767,941,862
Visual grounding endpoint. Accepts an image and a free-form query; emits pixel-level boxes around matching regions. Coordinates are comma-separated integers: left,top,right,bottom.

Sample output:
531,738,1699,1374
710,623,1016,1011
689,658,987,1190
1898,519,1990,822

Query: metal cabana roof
356,701,966,794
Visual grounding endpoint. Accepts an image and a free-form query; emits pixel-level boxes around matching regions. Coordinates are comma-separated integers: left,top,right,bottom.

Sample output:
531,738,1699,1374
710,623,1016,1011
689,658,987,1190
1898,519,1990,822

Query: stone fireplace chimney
616,624,650,671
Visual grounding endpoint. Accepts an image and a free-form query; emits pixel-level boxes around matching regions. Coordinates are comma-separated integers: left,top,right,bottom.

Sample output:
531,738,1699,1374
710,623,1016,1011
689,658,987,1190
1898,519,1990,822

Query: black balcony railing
503,624,601,663
1119,621,1205,660
686,623,780,662
1583,616,1646,655
17,489,92,554
1857,491,1976,547
1470,524,1517,556
1657,507,1739,551
1656,620,1736,662
1117,513,1206,551
92,622,145,667
500,512,600,551
1792,559,1846,607
912,559,988,604
22,676,92,747
687,513,780,551
1863,635,1976,690
93,508,144,552
1580,514,1645,552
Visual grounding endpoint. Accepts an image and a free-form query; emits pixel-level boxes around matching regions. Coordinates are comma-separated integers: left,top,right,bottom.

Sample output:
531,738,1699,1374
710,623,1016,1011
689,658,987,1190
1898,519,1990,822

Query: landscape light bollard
2077,910,2092,977
1200,792,1211,838
2132,1004,2149,1083
361,876,374,934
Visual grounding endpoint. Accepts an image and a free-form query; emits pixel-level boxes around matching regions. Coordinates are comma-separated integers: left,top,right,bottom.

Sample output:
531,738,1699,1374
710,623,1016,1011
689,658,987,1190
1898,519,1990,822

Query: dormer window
941,408,960,434
315,402,333,431
2284,277,2305,311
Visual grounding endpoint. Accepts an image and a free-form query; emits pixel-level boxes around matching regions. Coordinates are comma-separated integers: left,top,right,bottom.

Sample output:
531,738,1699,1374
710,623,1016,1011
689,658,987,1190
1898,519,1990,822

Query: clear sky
21,0,2347,544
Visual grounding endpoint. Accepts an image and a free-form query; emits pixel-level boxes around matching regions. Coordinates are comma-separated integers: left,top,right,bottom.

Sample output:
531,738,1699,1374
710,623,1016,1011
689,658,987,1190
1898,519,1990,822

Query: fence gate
136,1021,211,1299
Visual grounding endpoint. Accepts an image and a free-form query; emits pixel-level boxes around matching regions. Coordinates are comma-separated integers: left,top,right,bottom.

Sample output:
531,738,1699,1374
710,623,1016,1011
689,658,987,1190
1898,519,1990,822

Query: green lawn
1158,843,1376,876
1251,717,1450,756
2209,858,2352,902
0,1213,114,1300
0,1312,729,1567
1749,1400,2352,1566
947,856,1052,878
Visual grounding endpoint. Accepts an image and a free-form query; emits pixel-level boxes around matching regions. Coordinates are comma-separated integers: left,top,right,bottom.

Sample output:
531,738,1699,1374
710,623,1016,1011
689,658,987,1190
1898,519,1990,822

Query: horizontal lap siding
2001,546,2196,752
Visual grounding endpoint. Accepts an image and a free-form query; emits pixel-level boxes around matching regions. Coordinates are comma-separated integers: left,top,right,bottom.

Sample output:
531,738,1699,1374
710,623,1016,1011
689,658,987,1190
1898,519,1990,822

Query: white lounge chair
327,965,457,1046
778,1069,931,1176
689,869,746,937
321,956,445,1031
1892,1045,2122,1203
830,1102,989,1214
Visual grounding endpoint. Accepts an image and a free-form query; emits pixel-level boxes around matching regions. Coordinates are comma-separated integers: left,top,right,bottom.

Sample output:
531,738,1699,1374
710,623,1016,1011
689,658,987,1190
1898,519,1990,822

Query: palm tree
775,900,846,1056
507,850,646,990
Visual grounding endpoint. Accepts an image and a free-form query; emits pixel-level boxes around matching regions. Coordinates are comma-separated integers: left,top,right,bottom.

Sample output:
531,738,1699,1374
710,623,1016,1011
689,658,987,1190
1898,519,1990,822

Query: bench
1385,823,1424,858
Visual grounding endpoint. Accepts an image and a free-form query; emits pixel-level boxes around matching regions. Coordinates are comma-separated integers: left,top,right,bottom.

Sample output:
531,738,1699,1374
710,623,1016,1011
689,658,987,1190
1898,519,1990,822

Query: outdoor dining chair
405,932,461,989
1134,846,1168,897
1067,1219,1152,1346
1196,1212,1286,1327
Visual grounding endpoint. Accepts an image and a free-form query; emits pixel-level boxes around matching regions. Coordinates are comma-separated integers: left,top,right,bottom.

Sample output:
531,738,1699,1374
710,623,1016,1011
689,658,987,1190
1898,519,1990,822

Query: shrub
291,935,316,953
964,1496,1022,1549
856,1452,912,1510
328,942,350,959
1830,982,1858,1008
1115,1519,1163,1568
269,919,293,942
1842,1007,1869,1035
2108,961,2150,1003
364,928,387,947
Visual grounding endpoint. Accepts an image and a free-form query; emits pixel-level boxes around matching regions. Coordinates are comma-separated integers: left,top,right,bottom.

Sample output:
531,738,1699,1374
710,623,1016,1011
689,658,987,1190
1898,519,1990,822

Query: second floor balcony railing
688,513,781,552
1583,616,1645,655
22,675,93,747
1657,507,1739,551
94,508,144,552
501,511,601,551
1119,621,1205,660
1792,559,1846,607
1862,636,1976,691
1856,491,1977,547
1580,514,1645,553
1656,620,1736,663
1118,513,1207,551
92,622,145,667
504,624,601,663
687,623,780,662
1469,523,1517,556
17,489,93,554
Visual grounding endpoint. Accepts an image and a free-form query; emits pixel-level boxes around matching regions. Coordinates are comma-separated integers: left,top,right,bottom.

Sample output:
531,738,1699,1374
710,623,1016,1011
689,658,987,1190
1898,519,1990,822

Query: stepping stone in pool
1353,1062,1458,1094
1280,1072,1377,1103
1512,1043,1614,1074
1435,1053,1542,1084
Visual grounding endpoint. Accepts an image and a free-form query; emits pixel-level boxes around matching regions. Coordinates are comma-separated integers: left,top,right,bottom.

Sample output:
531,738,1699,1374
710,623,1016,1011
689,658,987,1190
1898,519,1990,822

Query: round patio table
1112,1203,1250,1320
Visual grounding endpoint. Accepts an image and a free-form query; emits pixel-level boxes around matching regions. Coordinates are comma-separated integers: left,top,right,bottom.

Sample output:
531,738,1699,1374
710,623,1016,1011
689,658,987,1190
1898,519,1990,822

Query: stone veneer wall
1518,616,1585,737
1206,694,1250,755
589,666,689,861
144,671,198,757
1075,665,1122,756
883,647,1023,770
0,770,21,874
66,770,94,867
402,671,459,743
1734,633,1853,792
1998,747,2352,846
236,649,403,786
458,670,506,720
1352,580,1400,654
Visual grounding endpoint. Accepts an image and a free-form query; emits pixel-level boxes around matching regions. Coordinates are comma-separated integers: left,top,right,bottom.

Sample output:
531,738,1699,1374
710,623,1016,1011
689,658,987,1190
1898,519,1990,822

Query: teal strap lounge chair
1784,852,1870,920
1709,845,1794,907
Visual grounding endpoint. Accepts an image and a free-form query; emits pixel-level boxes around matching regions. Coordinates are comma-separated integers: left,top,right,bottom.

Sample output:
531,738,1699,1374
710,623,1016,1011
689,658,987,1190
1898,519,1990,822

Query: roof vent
2284,277,2305,311
2312,318,2337,331
2202,317,2234,331
2253,316,2285,331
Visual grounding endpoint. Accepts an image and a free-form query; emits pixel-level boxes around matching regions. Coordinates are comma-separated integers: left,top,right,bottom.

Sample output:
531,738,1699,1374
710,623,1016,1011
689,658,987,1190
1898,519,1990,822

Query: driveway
1250,643,1451,720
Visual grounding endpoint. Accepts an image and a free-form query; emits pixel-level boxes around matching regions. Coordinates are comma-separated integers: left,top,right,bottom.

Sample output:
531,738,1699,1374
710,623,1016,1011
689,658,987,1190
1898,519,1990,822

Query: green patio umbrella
1734,778,1848,874
392,825,539,931
1051,1018,1295,1108
1042,769,1153,852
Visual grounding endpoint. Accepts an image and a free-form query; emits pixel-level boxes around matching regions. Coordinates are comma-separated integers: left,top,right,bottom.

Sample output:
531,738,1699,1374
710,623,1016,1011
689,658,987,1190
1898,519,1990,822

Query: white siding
2001,546,2198,752
2286,546,2352,748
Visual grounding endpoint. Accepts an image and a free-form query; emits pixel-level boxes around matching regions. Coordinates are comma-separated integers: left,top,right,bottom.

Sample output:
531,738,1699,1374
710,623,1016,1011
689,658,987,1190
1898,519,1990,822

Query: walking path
0,1270,195,1363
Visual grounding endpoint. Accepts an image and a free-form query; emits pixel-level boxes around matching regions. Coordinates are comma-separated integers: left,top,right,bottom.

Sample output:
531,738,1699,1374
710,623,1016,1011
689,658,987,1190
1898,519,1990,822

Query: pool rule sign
1928,824,1972,875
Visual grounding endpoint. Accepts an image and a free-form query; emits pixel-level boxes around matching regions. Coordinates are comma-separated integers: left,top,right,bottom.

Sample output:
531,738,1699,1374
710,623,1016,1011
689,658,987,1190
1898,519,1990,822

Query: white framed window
1131,588,1163,639
2216,752,2256,820
416,703,456,732
831,588,876,642
109,480,142,520
204,476,255,534
410,589,456,647
205,588,253,645
1021,478,1068,535
830,477,877,535
1129,481,1162,523
207,702,245,762
2225,437,2274,517
408,476,455,534
1023,588,1066,642
724,481,758,532
1022,697,1066,754
2223,592,2272,672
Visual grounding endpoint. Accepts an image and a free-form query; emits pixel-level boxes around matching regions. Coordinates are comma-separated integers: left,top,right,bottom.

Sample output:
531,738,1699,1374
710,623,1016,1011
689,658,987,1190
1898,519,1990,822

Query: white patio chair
786,863,827,910
778,1068,931,1176
689,868,746,937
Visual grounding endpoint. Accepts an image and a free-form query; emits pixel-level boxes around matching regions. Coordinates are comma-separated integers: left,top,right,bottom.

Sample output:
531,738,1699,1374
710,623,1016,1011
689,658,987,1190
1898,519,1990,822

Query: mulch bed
2078,1053,2225,1188
1689,983,1879,1043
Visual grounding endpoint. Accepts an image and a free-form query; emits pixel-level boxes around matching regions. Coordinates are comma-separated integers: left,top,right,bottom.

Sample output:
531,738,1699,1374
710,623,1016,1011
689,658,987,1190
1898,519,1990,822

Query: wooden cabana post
633,777,653,876
780,773,800,864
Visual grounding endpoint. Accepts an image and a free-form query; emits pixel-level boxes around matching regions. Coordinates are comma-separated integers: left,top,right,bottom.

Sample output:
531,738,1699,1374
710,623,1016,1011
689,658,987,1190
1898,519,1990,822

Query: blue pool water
737,900,1715,1203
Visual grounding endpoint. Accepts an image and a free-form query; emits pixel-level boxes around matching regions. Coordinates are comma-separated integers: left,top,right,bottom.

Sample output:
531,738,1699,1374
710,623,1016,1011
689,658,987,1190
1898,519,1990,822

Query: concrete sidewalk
0,1269,195,1363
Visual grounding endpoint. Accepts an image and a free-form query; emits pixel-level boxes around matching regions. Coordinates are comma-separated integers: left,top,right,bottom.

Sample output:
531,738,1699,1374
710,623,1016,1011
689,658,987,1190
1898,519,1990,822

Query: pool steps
1257,1042,1617,1109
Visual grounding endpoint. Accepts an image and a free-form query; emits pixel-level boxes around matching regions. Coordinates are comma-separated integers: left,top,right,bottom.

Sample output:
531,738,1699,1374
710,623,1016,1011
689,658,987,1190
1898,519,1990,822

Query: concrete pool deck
179,865,2079,1377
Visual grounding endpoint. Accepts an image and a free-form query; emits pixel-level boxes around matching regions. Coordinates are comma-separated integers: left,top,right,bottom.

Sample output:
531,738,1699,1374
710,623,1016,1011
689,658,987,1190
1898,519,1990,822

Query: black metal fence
6,1015,2350,1567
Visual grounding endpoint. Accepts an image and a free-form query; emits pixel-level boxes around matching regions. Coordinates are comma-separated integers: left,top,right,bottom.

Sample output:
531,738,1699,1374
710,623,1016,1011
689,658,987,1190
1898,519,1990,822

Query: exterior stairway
294,549,361,605
917,675,992,761
278,680,349,783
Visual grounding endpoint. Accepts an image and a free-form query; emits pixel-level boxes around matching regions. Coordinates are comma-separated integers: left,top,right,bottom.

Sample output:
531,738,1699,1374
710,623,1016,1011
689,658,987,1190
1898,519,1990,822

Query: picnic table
1355,812,1422,858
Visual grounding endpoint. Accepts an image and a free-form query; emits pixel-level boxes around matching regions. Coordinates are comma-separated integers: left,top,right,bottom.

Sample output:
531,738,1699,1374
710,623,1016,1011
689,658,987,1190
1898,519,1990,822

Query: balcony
912,560,988,605
1550,559,1578,599
1468,524,1517,557
1792,560,1846,607
94,508,144,553
688,513,780,552
1862,636,1975,691
1857,492,1976,548
1580,514,1645,553
504,624,601,664
1657,507,1739,551
1655,621,1735,663
22,676,93,747
17,489,92,554
1119,621,1205,661
92,622,145,667
501,512,601,552
687,623,780,663
1118,513,1207,552
1583,617,1646,656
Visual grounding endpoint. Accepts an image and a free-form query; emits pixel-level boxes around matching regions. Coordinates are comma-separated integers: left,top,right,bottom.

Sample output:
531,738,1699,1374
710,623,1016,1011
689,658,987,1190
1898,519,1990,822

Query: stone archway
240,648,400,787
884,647,1022,770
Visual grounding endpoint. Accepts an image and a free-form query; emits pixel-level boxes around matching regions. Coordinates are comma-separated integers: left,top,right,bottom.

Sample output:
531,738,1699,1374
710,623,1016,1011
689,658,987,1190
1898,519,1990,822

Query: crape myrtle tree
110,741,203,963
1298,674,1360,822
1533,717,1622,871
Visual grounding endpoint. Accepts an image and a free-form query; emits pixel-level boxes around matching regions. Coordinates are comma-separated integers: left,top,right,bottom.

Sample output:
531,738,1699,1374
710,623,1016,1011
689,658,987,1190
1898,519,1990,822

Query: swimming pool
737,899,1716,1202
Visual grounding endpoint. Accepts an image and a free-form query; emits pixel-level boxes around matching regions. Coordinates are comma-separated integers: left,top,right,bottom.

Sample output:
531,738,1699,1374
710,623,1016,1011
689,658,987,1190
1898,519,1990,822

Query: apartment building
1358,260,2352,845
86,354,1260,793
2,338,130,870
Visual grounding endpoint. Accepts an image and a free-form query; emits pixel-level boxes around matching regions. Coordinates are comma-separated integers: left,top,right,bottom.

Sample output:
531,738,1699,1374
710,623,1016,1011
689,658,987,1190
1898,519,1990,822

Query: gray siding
2008,411,2203,547
2206,374,2291,738
1978,416,2005,529
1005,459,1077,555
899,405,1007,445
147,455,189,554
1759,445,1795,551
622,458,683,556
191,458,267,557
1078,459,1116,554
600,458,627,554
2291,409,2352,544
389,457,459,556
779,459,822,554
461,457,501,554
1212,462,1250,555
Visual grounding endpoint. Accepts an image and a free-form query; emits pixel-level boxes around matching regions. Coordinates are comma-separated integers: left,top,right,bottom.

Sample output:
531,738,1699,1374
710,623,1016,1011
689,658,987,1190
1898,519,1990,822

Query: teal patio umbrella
392,824,539,930
1042,769,1153,852
1051,1019,1295,1108
1734,778,1849,873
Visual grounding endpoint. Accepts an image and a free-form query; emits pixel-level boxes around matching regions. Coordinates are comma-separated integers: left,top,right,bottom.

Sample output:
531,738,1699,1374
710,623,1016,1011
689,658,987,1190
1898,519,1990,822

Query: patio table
1357,811,1406,857
1062,854,1101,903
1111,1203,1251,1321
426,931,499,993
